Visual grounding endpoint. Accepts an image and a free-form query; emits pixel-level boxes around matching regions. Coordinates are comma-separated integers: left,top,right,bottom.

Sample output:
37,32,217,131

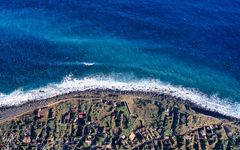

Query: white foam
0,75,239,118
81,62,95,66
53,61,97,66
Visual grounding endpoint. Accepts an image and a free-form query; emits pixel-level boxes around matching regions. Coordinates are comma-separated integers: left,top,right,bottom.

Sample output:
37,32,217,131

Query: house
86,135,93,145
23,136,31,144
106,100,112,105
166,108,170,116
78,112,86,118
164,136,169,140
105,144,112,149
129,132,136,141
37,109,42,118
185,135,192,140
113,102,118,107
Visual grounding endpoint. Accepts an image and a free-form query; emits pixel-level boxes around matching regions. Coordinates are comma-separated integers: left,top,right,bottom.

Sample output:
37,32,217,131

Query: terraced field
0,91,239,149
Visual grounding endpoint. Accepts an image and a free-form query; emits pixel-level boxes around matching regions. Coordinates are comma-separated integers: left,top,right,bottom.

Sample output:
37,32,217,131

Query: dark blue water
0,0,240,103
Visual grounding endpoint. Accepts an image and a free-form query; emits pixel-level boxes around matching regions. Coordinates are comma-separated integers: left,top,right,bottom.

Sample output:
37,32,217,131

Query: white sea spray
0,75,239,118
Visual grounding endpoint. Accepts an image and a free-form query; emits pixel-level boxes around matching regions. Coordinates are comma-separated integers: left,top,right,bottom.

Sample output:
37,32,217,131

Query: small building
129,132,136,141
164,136,169,140
85,139,92,145
106,144,112,149
106,100,112,105
166,108,170,116
121,135,126,139
23,136,31,144
113,102,118,107
86,135,92,145
185,135,192,140
78,112,86,118
37,109,42,118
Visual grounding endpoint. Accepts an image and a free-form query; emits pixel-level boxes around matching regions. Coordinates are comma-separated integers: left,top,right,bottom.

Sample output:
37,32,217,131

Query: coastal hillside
0,91,239,149
1,0,240,149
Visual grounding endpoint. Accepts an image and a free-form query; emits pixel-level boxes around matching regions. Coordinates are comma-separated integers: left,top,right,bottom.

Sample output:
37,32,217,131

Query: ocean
0,0,240,117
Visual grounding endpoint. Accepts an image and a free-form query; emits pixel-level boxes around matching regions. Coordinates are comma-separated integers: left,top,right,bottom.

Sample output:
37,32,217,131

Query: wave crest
50,61,97,66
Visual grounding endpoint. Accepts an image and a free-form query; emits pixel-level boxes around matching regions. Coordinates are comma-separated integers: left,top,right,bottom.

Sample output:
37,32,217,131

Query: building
129,132,136,141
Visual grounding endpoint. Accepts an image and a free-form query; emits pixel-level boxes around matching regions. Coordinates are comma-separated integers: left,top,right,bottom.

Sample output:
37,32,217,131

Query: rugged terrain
0,90,239,149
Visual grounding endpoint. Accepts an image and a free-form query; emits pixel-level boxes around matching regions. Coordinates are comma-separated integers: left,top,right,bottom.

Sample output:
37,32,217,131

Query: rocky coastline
0,89,239,123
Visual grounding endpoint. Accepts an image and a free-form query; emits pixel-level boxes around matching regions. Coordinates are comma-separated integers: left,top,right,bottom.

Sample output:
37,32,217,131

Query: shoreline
0,76,239,119
0,89,239,123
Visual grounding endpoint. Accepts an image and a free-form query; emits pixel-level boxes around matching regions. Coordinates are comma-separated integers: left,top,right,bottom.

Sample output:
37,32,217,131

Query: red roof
78,112,85,118
79,112,84,115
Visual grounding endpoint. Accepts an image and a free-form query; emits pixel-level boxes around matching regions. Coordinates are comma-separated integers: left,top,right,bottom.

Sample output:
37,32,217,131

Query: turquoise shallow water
0,0,240,109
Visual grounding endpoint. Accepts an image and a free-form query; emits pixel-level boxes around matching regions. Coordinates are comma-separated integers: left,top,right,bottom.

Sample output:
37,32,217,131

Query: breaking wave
0,75,239,118
50,61,97,66
81,62,96,66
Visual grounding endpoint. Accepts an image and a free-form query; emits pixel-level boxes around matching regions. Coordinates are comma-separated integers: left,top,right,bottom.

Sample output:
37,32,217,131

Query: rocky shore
0,89,239,123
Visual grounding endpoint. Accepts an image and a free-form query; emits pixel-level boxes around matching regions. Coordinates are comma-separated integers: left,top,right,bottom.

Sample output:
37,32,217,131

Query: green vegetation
164,127,171,136
116,106,129,116
0,94,239,149
48,120,54,129
95,136,105,145
93,111,99,118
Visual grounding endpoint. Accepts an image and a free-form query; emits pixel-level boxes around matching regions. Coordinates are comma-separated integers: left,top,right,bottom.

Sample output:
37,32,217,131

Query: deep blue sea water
0,0,240,111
